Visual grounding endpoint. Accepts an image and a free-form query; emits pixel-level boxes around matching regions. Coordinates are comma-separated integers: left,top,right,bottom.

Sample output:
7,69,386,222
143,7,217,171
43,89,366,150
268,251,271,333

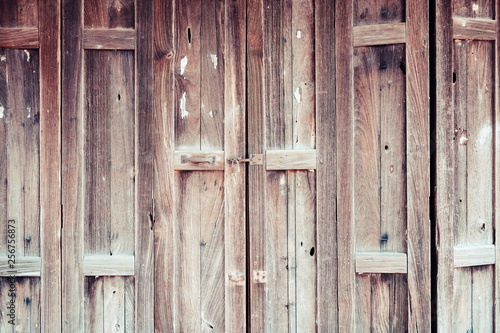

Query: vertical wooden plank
224,0,246,330
246,0,265,330
379,44,408,331
153,0,174,330
175,172,201,332
287,171,297,333
175,0,202,150
468,40,494,333
62,0,84,330
110,51,135,256
135,0,154,330
104,277,125,333
451,38,471,332
0,277,40,332
406,0,430,330
0,47,6,257
39,0,61,331
495,1,500,331
200,172,225,332
453,0,494,18
353,46,381,331
336,0,355,330
85,277,104,333
353,0,405,26
124,277,134,333
0,0,38,28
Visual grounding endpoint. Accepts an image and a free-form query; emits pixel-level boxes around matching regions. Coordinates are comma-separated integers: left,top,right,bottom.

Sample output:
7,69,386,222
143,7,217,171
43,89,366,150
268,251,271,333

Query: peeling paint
209,110,214,118
296,30,302,38
459,130,468,146
180,56,188,75
210,54,218,69
24,49,30,62
0,106,4,118
27,106,31,118
477,125,492,146
472,3,479,11
0,55,5,62
180,92,189,119
294,87,302,103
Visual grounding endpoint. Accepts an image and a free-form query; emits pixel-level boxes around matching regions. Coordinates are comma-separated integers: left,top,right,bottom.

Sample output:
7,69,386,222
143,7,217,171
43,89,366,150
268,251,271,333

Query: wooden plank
83,255,135,276
467,40,494,333
0,256,41,276
406,0,430,330
200,171,225,332
454,245,496,267
0,0,38,28
287,171,297,333
104,277,125,333
353,0,405,26
174,0,201,150
83,29,136,50
153,0,175,330
124,276,134,332
174,150,225,170
356,252,408,274
135,0,154,330
224,0,246,330
62,0,85,329
84,0,135,29
246,0,265,330
495,1,500,331
110,51,135,257
0,47,5,259
353,23,406,47
0,28,39,48
265,150,317,170
39,0,61,331
315,0,337,330
85,277,104,332
451,38,471,332
200,0,224,150
453,0,494,19
379,44,407,332
175,172,201,331
453,18,496,40
0,277,40,331
336,0,355,330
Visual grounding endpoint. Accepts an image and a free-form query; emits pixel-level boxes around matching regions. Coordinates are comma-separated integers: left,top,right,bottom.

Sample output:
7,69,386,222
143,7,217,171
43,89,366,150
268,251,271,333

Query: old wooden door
436,0,500,331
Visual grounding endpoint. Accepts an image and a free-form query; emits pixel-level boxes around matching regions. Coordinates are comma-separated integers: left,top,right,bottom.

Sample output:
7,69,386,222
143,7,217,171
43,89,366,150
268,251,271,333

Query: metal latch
228,154,264,165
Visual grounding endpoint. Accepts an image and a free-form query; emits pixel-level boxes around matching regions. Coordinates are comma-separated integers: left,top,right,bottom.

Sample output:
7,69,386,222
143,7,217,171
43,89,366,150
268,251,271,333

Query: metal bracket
228,154,263,166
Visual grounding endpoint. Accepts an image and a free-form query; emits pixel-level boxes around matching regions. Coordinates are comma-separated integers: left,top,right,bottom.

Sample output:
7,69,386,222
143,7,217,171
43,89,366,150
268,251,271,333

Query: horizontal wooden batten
453,18,496,40
0,27,39,48
174,151,225,170
353,23,406,47
0,256,41,276
83,28,136,50
265,150,317,170
83,255,135,276
355,252,408,274
454,245,496,268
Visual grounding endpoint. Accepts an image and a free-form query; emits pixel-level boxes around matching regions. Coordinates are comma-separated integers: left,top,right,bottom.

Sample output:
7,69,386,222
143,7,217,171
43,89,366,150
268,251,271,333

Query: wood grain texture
495,1,499,331
224,0,246,330
0,47,5,260
454,245,496,267
0,277,40,331
453,0,494,19
353,23,406,47
0,28,39,48
453,18,496,40
246,0,265,330
265,150,317,170
354,0,405,26
83,255,135,276
153,0,175,330
62,0,84,330
83,29,136,50
0,257,41,276
39,0,61,331
315,0,337,330
84,0,135,29
174,151,225,170
0,0,38,28
435,0,454,331
406,0,430,330
356,252,407,273
103,277,125,333
135,0,155,330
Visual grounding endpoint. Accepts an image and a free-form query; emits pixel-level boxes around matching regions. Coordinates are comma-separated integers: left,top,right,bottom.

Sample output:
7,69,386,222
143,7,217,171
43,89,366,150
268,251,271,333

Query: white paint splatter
0,55,5,62
472,3,479,11
462,20,467,27
0,106,4,118
294,87,302,103
24,49,30,62
210,54,218,69
180,92,189,119
296,30,302,39
27,106,31,118
209,110,214,118
180,56,188,75
477,125,492,146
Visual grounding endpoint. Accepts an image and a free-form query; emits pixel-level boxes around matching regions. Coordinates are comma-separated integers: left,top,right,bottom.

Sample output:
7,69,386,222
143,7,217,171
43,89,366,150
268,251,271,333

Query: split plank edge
0,256,41,276
83,255,135,276
453,18,496,40
83,28,136,50
355,252,408,274
454,245,496,268
353,23,406,47
266,150,317,170
0,27,39,48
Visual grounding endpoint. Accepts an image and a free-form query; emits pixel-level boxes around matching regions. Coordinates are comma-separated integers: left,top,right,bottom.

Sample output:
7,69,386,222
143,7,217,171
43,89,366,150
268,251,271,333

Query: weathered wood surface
0,257,41,276
454,245,496,267
0,0,38,28
353,23,406,47
0,277,40,331
0,28,39,48
83,255,135,276
356,253,407,274
453,18,496,40
495,1,500,331
83,29,136,50
265,150,317,170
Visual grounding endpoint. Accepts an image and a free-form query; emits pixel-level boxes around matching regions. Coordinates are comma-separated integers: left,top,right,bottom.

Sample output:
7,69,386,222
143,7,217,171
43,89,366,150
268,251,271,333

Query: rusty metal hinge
228,154,264,166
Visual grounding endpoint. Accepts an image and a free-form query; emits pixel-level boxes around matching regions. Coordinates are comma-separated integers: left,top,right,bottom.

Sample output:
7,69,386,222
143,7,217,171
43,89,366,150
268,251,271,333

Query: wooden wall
0,0,498,332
